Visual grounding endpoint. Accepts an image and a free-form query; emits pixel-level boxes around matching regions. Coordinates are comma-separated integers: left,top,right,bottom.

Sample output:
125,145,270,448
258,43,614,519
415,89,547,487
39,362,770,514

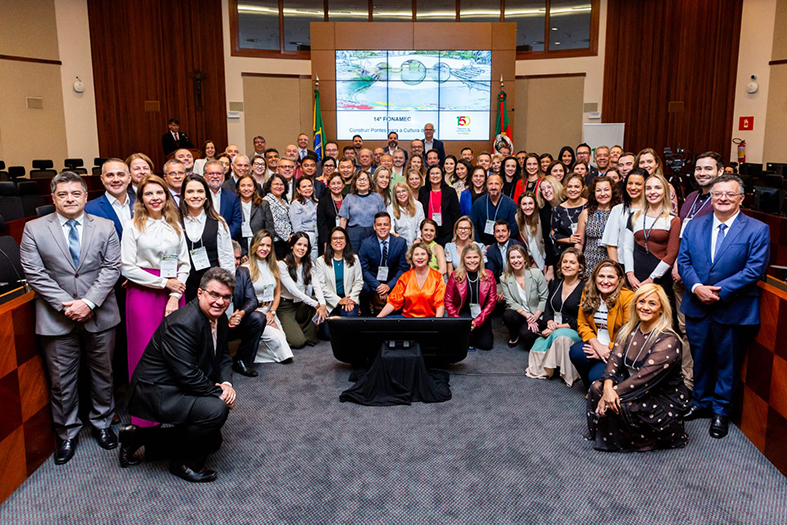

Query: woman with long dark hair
558,146,576,172
601,169,646,263
576,177,621,274
418,165,460,245
263,173,292,259
314,227,363,338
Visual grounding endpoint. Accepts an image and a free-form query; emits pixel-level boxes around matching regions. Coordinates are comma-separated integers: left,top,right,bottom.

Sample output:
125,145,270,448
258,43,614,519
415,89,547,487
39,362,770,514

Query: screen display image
335,50,492,141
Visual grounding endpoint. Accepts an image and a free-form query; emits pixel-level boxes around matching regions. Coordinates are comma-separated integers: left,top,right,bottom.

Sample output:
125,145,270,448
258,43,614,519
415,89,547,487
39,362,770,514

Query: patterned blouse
264,193,292,242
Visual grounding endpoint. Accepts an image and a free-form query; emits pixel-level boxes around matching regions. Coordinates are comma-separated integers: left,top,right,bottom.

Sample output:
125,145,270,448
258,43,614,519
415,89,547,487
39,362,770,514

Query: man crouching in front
118,267,237,483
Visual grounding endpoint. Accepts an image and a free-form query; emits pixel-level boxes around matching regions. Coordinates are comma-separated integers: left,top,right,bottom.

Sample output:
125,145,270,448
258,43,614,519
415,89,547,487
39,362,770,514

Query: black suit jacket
417,182,460,245
233,266,258,316
127,299,232,424
424,138,446,162
162,131,195,156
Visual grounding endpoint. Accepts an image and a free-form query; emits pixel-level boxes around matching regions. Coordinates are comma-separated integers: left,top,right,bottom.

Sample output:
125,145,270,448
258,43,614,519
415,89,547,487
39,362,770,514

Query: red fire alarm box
739,116,754,131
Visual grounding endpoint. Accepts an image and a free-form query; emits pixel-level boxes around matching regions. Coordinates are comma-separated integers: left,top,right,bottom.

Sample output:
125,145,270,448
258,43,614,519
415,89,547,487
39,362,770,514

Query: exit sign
739,116,754,131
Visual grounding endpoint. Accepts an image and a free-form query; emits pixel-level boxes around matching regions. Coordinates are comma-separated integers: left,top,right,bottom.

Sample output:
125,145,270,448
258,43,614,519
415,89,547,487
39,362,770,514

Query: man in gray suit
20,171,122,465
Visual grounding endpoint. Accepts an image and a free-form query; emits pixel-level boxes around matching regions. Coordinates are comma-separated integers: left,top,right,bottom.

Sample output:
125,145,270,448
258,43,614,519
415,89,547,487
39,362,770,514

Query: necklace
625,325,656,367
467,272,479,283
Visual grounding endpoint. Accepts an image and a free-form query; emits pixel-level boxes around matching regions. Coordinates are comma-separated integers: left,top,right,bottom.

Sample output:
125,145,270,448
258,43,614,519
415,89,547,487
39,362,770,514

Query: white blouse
183,210,235,274
601,203,640,264
121,217,190,297
277,260,325,308
247,260,278,310
387,201,425,246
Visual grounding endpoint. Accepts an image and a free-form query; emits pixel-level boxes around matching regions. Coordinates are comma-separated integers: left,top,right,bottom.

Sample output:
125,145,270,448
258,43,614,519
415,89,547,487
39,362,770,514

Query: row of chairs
0,181,47,221
0,158,110,180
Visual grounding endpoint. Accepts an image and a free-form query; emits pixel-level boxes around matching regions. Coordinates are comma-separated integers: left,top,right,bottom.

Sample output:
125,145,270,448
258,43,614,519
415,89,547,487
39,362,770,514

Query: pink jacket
445,269,497,327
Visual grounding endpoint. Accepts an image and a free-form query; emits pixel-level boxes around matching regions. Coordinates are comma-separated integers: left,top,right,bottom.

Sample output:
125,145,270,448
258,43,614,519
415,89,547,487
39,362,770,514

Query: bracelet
269,311,276,316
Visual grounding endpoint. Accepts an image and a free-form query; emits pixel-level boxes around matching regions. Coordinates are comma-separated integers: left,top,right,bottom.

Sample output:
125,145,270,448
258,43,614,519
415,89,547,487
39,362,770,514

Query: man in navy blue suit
485,220,525,287
422,123,445,163
678,174,770,439
359,212,409,316
85,158,135,384
204,160,243,239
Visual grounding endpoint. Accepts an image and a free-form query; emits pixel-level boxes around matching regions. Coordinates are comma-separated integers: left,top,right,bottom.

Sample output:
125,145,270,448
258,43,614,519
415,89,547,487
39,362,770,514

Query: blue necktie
67,220,80,267
381,240,388,266
714,223,727,262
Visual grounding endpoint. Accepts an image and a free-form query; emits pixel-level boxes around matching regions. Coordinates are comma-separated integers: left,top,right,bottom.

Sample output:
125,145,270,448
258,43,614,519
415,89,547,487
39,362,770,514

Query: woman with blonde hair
125,153,154,196
405,155,426,181
551,173,587,258
445,244,497,350
444,215,486,275
373,166,393,206
500,244,549,349
587,283,689,451
377,241,446,318
516,192,553,277
121,174,190,425
636,148,678,213
244,230,293,363
569,259,634,389
387,181,425,245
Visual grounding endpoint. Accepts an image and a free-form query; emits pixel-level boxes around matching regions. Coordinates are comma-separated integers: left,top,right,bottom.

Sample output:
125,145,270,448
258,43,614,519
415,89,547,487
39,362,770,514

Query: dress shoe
683,405,713,421
507,338,519,348
119,425,142,468
232,360,258,377
169,462,217,483
93,427,118,450
709,414,730,439
280,357,294,364
54,438,78,465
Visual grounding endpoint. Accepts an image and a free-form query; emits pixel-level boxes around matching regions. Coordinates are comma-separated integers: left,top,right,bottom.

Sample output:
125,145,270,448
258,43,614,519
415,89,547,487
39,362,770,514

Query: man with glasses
204,161,243,239
678,174,769,439
276,158,297,201
120,267,238,483
20,172,122,465
163,159,186,206
422,123,445,163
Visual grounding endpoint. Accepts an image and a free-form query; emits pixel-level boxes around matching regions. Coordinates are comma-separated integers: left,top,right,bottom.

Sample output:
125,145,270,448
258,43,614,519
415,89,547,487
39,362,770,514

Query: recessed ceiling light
551,27,558,31
554,41,561,45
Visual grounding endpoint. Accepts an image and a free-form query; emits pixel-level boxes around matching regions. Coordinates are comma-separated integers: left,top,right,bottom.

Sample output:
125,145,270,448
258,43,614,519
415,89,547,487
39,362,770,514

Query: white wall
54,0,99,166
730,0,777,164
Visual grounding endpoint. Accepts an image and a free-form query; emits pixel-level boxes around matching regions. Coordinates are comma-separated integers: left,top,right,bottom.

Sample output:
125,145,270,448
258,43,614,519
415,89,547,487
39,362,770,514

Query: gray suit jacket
20,213,122,336
499,269,548,315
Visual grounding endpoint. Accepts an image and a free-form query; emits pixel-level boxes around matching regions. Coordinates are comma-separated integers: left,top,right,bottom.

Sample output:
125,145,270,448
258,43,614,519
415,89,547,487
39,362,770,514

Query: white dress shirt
690,211,740,293
211,188,222,215
183,210,235,273
106,192,132,231
387,201,425,246
57,213,95,309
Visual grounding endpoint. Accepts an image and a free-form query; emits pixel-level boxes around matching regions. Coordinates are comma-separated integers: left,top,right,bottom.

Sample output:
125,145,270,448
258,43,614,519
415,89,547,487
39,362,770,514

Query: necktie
175,132,179,142
67,220,80,267
714,223,727,262
382,240,388,266
300,149,306,159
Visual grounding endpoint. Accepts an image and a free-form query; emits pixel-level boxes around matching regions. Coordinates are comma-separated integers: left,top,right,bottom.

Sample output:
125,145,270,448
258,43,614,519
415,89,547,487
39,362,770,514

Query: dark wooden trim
0,54,61,65
516,73,586,80
241,72,312,79
769,58,787,66
544,0,551,53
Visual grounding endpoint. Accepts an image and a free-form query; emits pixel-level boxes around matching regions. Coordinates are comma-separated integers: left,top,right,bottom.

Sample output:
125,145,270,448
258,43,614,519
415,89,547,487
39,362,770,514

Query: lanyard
429,190,441,216
332,197,342,215
688,193,710,219
486,197,501,223
642,213,658,254
623,325,656,369
467,273,479,304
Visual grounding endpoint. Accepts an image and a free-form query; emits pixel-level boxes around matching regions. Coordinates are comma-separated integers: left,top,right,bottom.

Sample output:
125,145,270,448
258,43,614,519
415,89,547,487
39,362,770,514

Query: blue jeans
569,340,607,390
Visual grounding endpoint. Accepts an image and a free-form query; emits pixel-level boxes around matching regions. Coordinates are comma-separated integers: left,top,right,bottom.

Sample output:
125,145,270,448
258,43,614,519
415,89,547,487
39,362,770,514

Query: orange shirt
386,268,446,317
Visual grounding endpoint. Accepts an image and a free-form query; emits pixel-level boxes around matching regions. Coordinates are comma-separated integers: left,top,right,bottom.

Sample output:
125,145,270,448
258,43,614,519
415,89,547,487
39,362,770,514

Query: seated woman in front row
500,244,549,350
526,248,586,386
569,259,633,389
445,244,497,350
587,283,689,452
314,227,363,338
378,241,445,318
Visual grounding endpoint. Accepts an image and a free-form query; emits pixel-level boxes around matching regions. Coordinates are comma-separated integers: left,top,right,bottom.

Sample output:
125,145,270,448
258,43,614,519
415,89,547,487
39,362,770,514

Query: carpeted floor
2,320,787,524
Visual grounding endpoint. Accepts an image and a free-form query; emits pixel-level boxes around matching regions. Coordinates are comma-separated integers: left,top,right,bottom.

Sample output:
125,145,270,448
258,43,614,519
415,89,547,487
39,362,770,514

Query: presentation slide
335,50,491,141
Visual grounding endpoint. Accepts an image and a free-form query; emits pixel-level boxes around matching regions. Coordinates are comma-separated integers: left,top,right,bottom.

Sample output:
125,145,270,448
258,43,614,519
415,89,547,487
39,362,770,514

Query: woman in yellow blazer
569,259,633,389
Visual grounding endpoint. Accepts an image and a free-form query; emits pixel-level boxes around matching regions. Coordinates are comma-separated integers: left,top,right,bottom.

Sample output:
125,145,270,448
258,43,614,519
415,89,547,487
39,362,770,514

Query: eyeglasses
711,191,743,198
166,171,186,177
203,289,232,302
331,237,346,242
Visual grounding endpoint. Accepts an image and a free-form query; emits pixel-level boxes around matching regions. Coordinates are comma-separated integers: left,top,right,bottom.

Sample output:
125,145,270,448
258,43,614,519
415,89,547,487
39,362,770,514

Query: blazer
542,278,586,331
314,254,364,310
445,269,497,327
233,266,259,317
500,269,549,317
417,182,461,245
19,213,121,336
127,299,232,424
316,193,342,253
162,131,195,156
218,189,243,239
485,239,525,281
576,288,634,348
424,138,446,162
85,192,135,240
221,175,239,194
677,212,769,325
359,234,410,292
242,200,275,254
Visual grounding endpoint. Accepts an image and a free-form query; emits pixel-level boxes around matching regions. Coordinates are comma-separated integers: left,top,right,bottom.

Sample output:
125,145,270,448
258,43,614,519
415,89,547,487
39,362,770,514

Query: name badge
160,254,178,278
242,221,253,238
680,218,691,238
598,239,604,247
432,212,442,226
335,216,342,227
261,284,274,303
484,220,495,235
554,312,563,324
571,223,578,234
470,303,482,318
190,247,211,271
377,266,389,282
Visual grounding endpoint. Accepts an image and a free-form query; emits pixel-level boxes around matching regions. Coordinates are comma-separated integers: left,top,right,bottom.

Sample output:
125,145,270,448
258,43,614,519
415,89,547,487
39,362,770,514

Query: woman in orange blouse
378,241,446,318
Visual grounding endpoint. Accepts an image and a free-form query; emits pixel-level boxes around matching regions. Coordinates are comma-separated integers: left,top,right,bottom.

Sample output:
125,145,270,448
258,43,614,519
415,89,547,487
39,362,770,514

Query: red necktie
175,132,179,142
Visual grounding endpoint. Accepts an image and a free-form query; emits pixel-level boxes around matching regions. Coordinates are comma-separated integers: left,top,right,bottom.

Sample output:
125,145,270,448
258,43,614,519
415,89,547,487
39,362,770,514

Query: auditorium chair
0,161,8,181
92,157,108,175
0,234,24,286
7,166,25,180
36,204,55,217
64,158,88,175
0,182,25,221
17,181,45,217
31,160,58,179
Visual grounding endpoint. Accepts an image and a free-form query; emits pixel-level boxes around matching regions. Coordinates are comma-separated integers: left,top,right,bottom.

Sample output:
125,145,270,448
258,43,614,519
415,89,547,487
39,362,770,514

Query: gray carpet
2,319,787,524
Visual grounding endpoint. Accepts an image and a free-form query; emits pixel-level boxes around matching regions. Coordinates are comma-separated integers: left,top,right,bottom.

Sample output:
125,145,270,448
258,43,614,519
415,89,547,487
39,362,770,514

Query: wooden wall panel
602,0,743,165
87,0,228,171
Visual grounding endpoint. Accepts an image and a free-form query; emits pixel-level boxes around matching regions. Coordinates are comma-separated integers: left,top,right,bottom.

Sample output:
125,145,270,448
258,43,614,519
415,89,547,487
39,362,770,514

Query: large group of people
17,123,769,483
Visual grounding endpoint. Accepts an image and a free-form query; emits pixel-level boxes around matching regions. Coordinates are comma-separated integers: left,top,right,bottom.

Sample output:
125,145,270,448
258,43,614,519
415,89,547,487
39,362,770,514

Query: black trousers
502,309,547,350
457,311,494,350
228,311,266,365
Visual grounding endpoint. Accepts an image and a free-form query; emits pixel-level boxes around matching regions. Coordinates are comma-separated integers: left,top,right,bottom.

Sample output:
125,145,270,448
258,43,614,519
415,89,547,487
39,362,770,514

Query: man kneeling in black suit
119,267,237,483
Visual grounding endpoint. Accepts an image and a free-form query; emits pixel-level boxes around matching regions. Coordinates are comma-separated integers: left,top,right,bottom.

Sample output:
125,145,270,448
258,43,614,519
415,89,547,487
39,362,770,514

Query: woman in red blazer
445,243,497,350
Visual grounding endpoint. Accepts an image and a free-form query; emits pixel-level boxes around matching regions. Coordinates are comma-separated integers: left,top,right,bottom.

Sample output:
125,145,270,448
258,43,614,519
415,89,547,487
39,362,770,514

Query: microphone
0,243,28,291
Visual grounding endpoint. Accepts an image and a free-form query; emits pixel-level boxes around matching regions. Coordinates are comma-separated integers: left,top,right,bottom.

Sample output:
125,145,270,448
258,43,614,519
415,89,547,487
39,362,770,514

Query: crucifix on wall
189,69,207,110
